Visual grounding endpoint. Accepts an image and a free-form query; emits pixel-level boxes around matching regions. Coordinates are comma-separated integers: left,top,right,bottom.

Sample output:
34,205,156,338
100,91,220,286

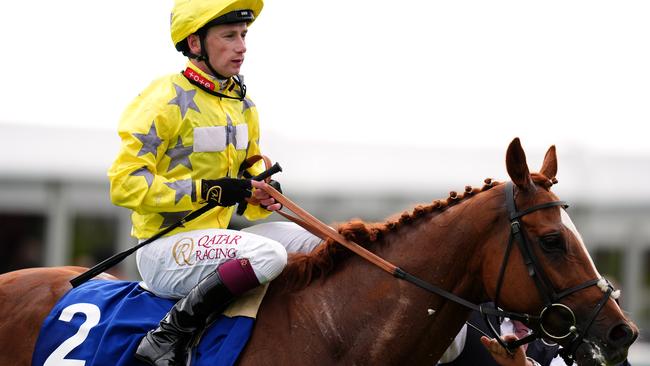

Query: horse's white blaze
560,209,601,278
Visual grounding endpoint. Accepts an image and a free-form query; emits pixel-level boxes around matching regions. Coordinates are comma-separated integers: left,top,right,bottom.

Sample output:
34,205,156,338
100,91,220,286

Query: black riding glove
201,178,252,207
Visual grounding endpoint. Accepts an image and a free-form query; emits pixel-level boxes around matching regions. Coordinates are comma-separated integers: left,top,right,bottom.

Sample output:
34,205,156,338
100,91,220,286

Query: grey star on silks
168,83,200,118
164,179,195,204
226,115,238,147
130,167,154,187
166,136,193,172
133,121,163,157
159,210,192,229
242,97,255,113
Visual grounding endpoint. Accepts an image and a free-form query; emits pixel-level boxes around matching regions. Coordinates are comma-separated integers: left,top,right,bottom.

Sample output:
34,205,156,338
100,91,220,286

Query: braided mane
279,178,506,290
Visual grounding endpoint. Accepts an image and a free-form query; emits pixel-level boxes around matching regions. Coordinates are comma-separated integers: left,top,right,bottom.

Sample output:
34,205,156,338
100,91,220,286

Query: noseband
486,182,617,364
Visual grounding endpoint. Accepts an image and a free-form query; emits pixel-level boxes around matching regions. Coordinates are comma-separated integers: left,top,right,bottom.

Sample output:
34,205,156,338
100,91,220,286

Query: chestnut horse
0,139,638,366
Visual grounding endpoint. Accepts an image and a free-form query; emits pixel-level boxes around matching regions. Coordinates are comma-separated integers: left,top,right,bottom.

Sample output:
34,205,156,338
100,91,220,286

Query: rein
260,180,616,364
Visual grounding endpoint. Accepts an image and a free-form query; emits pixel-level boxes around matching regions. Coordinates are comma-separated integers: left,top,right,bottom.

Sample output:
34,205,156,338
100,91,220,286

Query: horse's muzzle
574,321,637,366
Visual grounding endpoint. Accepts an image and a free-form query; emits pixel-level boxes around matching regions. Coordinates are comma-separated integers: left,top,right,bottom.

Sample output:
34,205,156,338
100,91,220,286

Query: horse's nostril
608,323,637,347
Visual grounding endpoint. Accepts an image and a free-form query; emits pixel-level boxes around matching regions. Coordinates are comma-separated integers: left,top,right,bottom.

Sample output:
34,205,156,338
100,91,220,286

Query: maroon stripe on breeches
217,258,260,296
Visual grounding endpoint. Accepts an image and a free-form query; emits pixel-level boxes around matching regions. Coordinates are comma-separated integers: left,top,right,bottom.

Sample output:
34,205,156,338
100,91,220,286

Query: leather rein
258,176,616,363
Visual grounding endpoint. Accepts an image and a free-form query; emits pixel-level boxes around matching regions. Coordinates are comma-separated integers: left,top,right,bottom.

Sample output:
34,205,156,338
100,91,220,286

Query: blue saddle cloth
31,280,254,366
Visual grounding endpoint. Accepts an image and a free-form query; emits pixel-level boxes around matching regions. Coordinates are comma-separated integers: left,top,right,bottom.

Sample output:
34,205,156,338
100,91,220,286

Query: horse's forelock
531,172,555,190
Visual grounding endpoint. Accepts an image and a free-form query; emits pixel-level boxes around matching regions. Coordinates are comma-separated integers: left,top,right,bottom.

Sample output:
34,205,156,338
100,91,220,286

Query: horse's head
481,138,638,365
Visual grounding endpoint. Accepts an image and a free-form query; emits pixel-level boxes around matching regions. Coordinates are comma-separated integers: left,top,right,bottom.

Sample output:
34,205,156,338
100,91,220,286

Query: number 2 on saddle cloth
32,280,257,366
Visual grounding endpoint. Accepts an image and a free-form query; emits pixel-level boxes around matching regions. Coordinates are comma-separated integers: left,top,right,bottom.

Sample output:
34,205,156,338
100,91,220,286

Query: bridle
485,181,617,364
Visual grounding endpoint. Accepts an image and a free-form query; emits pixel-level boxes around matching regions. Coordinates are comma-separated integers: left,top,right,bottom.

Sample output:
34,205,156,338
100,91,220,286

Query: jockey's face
189,22,248,78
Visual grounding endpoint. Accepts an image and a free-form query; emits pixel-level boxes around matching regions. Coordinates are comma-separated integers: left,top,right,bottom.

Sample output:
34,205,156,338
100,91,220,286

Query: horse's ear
539,145,558,180
506,137,533,190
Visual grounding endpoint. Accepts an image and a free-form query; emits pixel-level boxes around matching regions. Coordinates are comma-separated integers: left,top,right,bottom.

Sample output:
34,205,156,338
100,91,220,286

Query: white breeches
136,221,322,299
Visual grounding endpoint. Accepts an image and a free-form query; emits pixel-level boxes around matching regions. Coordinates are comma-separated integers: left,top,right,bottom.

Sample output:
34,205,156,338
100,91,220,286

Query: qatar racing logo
172,237,195,266
195,233,239,260
171,234,241,266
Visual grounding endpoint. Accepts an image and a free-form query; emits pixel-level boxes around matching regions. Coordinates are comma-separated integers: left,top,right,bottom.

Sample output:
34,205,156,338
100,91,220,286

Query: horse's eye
539,233,565,253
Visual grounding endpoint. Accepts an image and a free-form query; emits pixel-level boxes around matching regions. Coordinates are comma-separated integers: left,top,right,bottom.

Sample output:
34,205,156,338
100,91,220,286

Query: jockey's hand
251,180,282,211
480,335,531,366
201,178,252,206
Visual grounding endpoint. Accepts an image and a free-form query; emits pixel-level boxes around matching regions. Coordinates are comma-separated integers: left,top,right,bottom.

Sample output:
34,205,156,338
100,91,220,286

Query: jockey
108,0,321,364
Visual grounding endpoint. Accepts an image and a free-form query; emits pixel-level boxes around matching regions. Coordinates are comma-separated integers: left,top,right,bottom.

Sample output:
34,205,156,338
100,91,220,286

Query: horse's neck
312,256,475,364
360,199,493,362
257,196,498,364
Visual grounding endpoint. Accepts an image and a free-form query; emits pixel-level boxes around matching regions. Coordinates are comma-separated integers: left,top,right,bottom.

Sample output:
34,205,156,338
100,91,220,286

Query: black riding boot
134,270,234,366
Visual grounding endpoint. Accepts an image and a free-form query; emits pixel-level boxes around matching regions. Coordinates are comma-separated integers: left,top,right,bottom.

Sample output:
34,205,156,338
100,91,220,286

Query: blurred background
1,0,649,362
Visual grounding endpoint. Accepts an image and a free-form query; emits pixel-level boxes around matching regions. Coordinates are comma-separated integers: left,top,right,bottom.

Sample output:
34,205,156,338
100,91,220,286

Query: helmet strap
198,34,229,81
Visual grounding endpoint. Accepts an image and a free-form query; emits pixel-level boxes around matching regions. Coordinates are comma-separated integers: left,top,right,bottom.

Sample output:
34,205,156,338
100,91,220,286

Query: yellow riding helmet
170,0,264,48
